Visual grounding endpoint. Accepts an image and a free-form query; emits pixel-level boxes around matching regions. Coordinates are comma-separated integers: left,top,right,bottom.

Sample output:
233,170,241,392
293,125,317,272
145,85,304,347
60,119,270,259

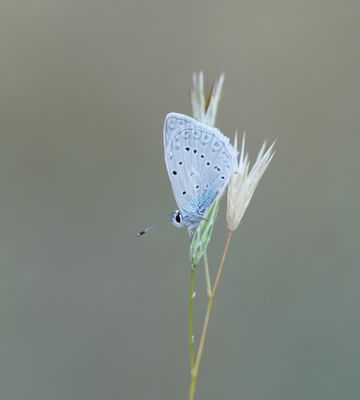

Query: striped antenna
137,212,174,237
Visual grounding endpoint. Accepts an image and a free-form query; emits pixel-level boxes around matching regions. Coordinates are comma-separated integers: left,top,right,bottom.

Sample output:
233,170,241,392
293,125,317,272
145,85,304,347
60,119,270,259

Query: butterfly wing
164,113,237,220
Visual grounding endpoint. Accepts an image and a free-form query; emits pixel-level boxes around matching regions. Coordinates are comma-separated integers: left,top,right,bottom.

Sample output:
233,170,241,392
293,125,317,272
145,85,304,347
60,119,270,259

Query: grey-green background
1,1,359,399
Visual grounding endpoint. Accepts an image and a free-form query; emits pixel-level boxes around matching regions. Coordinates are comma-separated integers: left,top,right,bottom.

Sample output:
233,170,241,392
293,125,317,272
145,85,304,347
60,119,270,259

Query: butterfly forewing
164,113,236,223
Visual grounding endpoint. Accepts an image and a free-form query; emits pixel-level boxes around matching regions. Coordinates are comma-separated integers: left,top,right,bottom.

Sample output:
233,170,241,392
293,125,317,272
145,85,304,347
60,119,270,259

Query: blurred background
1,1,359,399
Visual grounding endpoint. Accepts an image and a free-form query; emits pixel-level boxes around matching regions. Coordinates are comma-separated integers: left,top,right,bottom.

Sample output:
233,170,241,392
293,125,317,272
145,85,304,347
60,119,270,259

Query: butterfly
137,113,237,237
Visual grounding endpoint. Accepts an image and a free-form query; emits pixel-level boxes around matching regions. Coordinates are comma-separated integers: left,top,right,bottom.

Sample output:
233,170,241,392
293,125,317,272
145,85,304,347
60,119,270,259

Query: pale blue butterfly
137,113,237,237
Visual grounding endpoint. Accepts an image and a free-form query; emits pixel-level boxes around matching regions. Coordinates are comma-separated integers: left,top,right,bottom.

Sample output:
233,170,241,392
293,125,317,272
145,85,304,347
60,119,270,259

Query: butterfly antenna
137,212,173,237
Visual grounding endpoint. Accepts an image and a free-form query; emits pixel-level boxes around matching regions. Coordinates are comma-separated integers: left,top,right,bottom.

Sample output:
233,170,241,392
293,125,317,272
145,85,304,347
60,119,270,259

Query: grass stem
188,230,233,400
189,266,196,370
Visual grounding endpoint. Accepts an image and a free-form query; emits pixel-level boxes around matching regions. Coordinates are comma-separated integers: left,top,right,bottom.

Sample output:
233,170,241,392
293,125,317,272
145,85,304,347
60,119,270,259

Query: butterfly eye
175,213,181,223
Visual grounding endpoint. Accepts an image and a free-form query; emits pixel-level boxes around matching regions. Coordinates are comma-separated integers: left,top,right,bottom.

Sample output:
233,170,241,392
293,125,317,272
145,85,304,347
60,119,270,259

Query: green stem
189,295,213,400
189,266,196,370
188,231,233,400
